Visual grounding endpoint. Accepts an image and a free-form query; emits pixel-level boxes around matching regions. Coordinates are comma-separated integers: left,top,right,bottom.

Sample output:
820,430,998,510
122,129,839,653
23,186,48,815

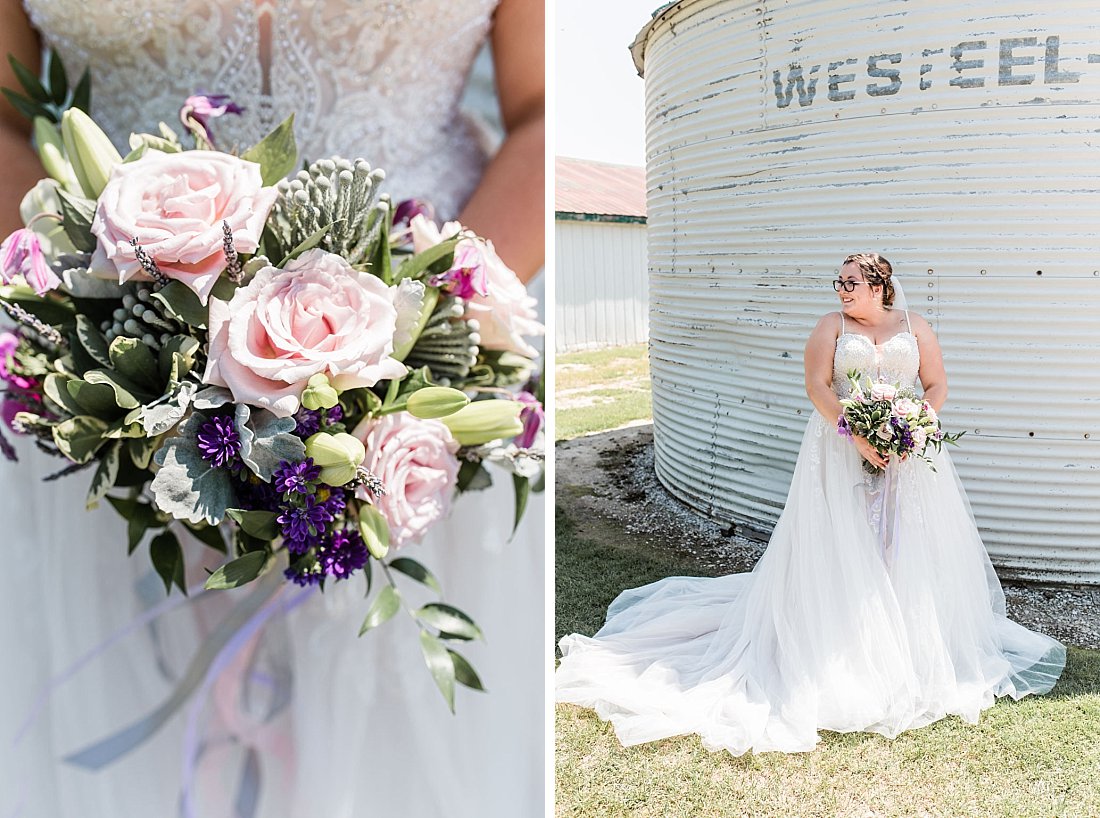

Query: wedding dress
557,310,1065,755
1,2,545,817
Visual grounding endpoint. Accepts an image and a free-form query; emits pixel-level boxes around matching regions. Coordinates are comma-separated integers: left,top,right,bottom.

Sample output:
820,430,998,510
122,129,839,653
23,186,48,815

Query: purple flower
235,474,277,511
284,559,323,587
393,198,436,231
196,415,242,469
0,229,61,296
428,242,489,300
179,93,244,147
0,332,34,390
277,496,332,554
836,415,853,440
273,458,321,495
318,529,368,581
326,404,344,424
318,485,347,519
293,408,323,438
514,390,544,449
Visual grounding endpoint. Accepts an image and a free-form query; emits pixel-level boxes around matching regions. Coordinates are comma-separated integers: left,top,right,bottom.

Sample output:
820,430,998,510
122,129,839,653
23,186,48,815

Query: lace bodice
23,0,498,219
832,330,920,397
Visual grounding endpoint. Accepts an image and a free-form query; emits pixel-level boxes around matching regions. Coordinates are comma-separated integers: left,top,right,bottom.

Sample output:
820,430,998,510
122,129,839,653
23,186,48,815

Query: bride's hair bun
842,252,895,307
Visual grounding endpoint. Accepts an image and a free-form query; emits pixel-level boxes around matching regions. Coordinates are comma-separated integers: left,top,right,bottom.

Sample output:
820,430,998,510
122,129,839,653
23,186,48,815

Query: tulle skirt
556,413,1065,755
0,433,544,818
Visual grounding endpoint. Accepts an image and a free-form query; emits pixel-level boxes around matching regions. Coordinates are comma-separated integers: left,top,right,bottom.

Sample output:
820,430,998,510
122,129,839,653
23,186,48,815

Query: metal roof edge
630,0,702,77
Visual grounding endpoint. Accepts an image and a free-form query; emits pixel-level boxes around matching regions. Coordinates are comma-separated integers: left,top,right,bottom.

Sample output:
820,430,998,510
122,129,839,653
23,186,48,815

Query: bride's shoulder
905,311,935,336
812,311,844,332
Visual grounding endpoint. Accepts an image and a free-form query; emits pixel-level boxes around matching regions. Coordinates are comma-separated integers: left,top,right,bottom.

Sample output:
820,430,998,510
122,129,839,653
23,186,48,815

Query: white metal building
555,157,648,352
632,0,1100,584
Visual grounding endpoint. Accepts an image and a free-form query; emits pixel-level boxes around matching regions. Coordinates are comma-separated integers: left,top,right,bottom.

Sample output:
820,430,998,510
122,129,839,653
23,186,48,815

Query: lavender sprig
222,220,243,283
0,301,66,347
130,237,170,287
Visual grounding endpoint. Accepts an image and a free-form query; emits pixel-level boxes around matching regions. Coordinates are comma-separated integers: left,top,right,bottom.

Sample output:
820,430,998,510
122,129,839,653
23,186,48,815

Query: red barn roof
555,156,646,219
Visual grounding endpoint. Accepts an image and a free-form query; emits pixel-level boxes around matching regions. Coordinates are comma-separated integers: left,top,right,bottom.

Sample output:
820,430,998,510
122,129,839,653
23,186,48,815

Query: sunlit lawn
556,344,650,440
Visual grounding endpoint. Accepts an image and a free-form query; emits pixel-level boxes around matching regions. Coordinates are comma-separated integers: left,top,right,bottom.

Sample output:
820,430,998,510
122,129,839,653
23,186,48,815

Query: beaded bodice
23,0,498,219
832,331,920,397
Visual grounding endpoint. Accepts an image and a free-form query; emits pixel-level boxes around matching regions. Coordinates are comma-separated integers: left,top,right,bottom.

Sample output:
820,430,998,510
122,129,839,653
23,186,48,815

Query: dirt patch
556,423,1100,650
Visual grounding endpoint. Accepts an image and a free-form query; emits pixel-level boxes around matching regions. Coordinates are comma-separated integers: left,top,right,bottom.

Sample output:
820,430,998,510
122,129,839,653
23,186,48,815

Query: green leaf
456,459,492,492
46,49,68,107
225,508,280,540
204,550,268,590
448,649,485,692
357,504,390,560
150,281,208,327
281,221,336,266
8,54,50,103
149,530,186,595
66,378,119,416
55,188,97,253
43,372,84,416
370,207,393,284
387,556,442,594
362,557,373,597
419,631,456,712
241,114,297,186
394,237,458,283
183,521,227,553
359,585,401,635
415,603,483,641
52,415,108,463
512,473,530,537
70,68,91,112
75,315,112,367
379,366,436,415
127,434,160,470
83,369,150,409
107,495,161,553
85,441,120,510
1,88,41,122
108,336,161,390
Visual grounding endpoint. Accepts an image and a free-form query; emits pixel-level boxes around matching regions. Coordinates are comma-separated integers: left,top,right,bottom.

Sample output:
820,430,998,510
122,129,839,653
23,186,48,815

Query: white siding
634,0,1100,584
555,219,649,352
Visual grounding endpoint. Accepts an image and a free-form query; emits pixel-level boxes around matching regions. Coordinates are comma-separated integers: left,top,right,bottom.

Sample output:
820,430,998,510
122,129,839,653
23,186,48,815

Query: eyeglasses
832,280,871,293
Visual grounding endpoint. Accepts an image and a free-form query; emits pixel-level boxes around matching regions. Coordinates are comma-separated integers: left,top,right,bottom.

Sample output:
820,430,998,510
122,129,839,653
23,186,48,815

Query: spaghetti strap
840,312,845,335
904,309,912,334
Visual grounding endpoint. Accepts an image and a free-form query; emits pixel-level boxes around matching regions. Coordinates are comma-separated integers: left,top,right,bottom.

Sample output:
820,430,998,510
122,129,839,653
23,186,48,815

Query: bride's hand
852,435,888,470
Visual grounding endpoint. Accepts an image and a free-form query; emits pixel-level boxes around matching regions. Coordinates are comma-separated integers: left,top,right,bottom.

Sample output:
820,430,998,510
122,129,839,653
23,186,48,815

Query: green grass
555,505,1100,818
556,344,651,440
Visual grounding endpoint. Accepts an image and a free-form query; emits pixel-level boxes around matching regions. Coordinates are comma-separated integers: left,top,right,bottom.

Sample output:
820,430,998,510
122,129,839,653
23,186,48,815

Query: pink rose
893,398,919,418
89,150,277,304
911,426,928,452
204,249,407,417
411,216,543,357
353,413,460,548
870,383,897,402
922,401,939,425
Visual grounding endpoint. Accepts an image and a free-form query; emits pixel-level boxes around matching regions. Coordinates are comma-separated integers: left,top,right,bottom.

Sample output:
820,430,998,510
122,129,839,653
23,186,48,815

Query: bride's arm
457,0,544,284
0,0,45,235
804,313,845,424
910,313,948,413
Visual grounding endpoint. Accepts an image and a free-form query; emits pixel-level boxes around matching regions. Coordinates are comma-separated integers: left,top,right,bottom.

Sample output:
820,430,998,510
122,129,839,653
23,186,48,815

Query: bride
557,253,1065,755
0,1,544,816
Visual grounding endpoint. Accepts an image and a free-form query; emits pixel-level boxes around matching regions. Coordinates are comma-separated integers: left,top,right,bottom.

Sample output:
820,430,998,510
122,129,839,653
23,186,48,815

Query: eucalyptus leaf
448,649,485,692
204,550,268,590
359,585,401,635
241,114,297,186
387,556,442,594
149,530,186,595
416,603,483,641
85,441,120,510
191,386,233,411
419,631,456,712
394,237,458,283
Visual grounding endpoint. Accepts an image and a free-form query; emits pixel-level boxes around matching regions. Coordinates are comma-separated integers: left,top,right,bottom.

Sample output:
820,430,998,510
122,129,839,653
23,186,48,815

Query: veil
891,276,909,311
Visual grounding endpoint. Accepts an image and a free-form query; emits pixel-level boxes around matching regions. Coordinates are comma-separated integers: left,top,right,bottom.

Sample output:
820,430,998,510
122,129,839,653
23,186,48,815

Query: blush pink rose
893,397,919,418
89,150,277,304
911,426,928,452
353,413,460,548
870,383,897,402
204,249,407,417
411,216,543,358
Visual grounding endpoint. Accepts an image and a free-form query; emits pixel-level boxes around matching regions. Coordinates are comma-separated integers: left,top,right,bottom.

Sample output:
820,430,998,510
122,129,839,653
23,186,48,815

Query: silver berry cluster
101,286,181,350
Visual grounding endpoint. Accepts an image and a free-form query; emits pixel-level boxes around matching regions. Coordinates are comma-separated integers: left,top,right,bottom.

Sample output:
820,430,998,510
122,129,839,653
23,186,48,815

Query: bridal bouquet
838,371,961,474
0,64,543,708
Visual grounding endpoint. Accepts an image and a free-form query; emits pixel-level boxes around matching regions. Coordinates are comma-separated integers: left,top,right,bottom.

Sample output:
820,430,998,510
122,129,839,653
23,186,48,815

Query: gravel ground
557,423,1100,650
